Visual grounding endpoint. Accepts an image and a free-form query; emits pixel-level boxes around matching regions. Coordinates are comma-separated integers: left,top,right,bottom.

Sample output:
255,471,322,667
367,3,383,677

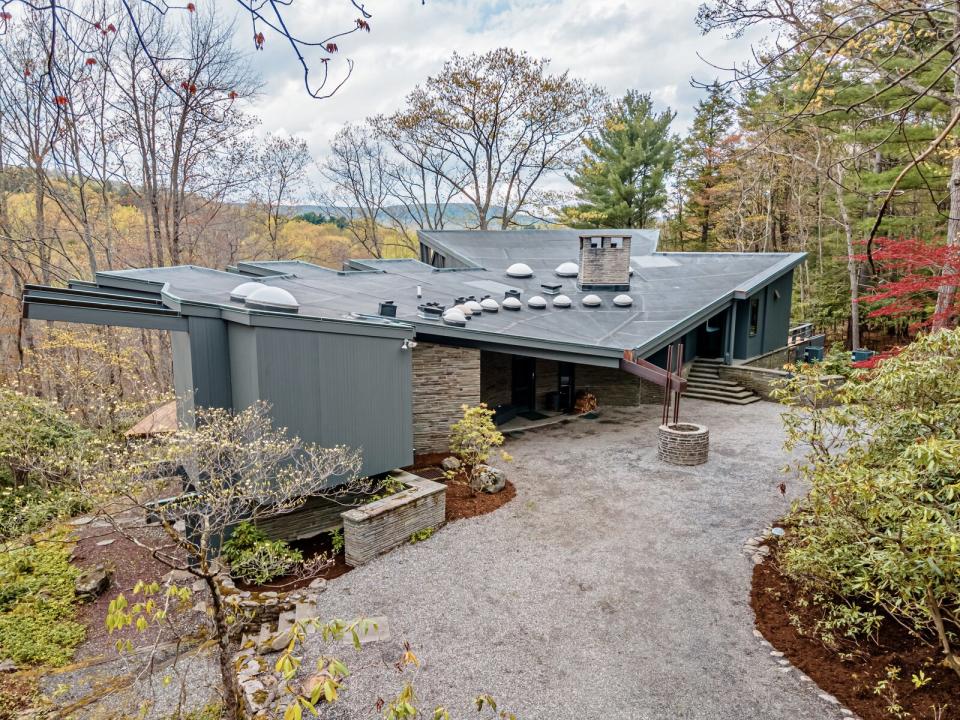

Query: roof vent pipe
416,285,422,298
504,288,521,299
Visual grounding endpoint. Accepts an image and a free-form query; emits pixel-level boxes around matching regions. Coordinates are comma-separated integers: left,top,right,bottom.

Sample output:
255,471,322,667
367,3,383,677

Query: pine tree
679,81,735,249
561,91,677,228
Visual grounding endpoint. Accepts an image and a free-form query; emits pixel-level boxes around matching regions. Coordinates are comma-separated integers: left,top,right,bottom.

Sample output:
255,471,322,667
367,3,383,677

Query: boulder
300,671,333,701
441,456,461,472
471,465,507,494
75,564,112,601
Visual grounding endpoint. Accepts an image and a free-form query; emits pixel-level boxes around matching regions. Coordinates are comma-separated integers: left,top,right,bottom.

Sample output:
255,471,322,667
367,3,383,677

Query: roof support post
724,302,737,365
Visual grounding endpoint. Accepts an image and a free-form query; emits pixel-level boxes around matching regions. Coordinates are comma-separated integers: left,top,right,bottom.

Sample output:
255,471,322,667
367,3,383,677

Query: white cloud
226,0,765,189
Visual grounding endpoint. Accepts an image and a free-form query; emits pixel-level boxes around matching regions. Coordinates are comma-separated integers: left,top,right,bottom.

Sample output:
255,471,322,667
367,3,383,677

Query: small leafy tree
776,329,960,679
94,401,368,718
447,404,506,488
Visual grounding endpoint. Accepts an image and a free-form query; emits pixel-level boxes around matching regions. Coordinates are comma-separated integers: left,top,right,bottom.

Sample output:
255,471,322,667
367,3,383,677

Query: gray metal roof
84,228,804,361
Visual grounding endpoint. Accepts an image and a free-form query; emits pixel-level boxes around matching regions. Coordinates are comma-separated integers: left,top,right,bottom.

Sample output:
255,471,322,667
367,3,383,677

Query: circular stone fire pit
657,422,709,465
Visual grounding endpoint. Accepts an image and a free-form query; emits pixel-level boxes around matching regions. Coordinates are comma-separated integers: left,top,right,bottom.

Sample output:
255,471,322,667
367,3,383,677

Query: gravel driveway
307,399,844,720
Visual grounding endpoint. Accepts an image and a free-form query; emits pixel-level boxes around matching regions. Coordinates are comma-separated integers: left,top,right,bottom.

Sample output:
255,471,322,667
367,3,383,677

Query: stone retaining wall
718,364,845,401
657,423,709,465
413,343,481,454
341,471,445,567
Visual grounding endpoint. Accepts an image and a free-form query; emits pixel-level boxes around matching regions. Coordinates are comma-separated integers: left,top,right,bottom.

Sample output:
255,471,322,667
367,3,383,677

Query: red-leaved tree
857,237,960,331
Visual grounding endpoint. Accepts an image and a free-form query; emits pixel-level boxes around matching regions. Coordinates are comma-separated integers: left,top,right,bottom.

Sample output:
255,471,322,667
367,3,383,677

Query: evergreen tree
678,81,735,249
561,91,677,228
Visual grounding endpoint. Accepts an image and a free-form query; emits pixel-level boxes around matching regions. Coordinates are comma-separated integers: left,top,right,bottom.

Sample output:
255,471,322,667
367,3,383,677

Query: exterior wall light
401,338,418,350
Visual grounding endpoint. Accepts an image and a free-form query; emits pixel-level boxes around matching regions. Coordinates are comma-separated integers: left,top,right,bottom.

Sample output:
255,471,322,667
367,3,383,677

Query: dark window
749,297,760,337
611,237,623,249
590,237,602,249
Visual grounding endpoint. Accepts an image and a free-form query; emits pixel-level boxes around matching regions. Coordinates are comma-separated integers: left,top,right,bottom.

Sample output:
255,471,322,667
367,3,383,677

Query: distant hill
283,203,544,229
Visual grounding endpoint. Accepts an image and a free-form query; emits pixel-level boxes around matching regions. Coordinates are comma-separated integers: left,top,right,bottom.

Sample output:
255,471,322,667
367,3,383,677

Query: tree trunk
933,150,960,328
835,178,860,350
205,576,240,719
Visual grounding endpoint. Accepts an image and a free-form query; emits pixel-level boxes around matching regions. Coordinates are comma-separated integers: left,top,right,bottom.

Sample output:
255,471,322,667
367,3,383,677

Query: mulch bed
407,455,516,523
70,522,185,660
752,543,959,720
67,458,514,658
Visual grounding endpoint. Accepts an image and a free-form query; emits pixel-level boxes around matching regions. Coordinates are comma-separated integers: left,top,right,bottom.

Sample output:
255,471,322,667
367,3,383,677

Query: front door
511,356,536,411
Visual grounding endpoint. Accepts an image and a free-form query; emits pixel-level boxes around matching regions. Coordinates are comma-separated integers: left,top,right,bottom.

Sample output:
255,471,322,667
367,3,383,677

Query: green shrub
0,386,89,487
330,528,344,555
777,329,960,679
363,475,406,504
409,527,434,544
221,522,302,585
0,486,92,541
0,535,85,666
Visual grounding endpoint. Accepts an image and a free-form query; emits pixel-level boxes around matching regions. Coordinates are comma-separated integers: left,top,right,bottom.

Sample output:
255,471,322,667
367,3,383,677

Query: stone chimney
578,234,631,291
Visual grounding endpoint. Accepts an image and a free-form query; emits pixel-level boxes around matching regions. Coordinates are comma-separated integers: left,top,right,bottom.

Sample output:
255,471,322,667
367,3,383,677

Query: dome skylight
613,294,634,307
582,294,602,307
555,262,578,277
480,298,500,312
244,285,299,313
527,295,547,309
465,300,484,314
229,281,263,302
552,294,572,308
506,262,533,278
442,308,467,326
502,296,522,310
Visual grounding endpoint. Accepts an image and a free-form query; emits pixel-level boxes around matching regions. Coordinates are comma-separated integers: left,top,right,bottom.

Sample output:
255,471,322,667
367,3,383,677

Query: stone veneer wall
577,364,644,406
412,342,481,454
743,345,794,369
341,472,445,567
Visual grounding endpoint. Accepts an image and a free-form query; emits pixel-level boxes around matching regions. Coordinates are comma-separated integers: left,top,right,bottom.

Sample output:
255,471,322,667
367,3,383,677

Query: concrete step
687,370,724,380
684,389,761,405
687,387,756,400
685,377,740,389
694,357,724,365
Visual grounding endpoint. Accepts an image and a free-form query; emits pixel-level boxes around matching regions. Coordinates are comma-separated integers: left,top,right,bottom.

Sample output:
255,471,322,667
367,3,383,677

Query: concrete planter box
341,470,445,567
657,423,709,465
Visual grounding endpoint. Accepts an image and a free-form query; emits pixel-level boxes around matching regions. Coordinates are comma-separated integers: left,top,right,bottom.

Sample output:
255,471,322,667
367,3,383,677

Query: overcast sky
231,0,763,192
